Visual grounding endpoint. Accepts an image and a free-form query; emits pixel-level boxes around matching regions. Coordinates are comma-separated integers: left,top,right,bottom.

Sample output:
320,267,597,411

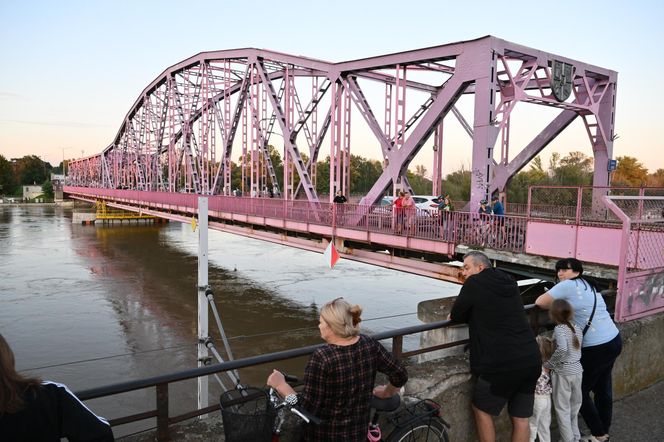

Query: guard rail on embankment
75,305,539,440
75,305,664,441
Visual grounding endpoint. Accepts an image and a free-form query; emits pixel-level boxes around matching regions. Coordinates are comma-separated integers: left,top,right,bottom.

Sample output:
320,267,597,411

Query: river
0,204,459,437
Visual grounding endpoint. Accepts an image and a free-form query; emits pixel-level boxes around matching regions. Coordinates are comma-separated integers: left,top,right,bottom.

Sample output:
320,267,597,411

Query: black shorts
472,365,540,418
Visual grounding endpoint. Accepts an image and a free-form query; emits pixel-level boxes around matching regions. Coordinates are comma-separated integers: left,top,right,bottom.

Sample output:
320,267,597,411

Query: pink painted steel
65,36,617,218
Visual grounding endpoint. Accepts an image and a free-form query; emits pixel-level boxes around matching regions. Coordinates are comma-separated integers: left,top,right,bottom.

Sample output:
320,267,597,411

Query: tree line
2,150,662,202
0,155,59,197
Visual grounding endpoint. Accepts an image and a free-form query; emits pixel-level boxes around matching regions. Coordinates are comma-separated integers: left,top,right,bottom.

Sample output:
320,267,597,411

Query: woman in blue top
536,258,621,442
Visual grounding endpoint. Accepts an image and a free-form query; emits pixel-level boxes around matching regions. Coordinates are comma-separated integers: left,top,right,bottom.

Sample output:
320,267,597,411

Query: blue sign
608,159,617,171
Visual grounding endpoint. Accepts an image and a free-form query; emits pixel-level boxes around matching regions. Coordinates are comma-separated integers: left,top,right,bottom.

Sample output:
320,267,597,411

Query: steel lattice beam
66,36,617,209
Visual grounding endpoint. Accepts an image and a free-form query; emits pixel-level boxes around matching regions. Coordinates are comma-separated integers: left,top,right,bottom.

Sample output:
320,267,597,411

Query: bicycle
368,393,450,442
220,374,450,442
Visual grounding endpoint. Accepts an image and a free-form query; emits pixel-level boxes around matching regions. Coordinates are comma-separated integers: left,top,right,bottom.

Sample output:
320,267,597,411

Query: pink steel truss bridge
64,36,664,322
66,36,617,209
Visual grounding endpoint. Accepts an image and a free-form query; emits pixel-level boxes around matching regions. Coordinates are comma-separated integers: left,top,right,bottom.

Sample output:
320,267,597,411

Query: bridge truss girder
67,36,617,208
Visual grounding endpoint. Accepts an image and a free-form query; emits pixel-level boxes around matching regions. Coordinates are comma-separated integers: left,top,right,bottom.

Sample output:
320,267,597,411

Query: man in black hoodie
450,251,540,442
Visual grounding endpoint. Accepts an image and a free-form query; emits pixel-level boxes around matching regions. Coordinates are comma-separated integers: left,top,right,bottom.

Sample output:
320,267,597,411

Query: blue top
491,201,504,216
547,278,619,347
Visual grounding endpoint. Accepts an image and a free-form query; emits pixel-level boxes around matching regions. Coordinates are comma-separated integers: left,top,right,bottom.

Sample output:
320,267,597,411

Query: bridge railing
75,305,540,440
526,186,664,225
66,187,534,253
603,194,664,322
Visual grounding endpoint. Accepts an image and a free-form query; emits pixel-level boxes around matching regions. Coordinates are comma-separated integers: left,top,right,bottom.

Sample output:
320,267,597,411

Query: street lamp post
61,147,72,184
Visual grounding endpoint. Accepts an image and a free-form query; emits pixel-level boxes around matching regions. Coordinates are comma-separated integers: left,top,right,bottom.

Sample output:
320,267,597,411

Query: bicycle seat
370,394,401,411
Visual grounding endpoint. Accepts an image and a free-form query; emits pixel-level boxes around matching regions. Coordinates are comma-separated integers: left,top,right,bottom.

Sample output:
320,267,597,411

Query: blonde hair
320,298,362,338
536,335,554,363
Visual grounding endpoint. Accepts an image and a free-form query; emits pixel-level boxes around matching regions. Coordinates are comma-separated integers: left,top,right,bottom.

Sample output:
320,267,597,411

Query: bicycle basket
220,387,276,442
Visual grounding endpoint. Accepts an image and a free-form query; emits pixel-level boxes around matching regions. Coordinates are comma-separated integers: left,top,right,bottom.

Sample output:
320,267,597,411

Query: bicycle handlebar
290,405,322,425
272,372,322,426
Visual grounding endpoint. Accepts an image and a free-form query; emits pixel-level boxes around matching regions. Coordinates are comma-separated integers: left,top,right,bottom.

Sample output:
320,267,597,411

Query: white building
23,185,42,200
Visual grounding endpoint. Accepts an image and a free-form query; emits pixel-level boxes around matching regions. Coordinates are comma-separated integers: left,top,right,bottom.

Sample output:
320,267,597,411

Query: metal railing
65,187,532,254
76,304,540,440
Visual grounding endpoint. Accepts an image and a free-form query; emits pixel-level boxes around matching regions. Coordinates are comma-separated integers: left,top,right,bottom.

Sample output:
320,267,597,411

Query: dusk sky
1,0,662,175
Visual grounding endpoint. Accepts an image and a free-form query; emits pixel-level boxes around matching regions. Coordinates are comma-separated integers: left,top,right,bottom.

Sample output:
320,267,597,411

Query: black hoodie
450,268,540,374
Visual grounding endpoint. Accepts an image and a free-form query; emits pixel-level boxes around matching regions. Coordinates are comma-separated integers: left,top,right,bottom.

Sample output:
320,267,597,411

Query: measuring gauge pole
197,197,209,415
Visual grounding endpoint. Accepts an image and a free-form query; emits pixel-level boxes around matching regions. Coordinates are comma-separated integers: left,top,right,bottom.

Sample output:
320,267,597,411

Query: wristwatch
285,393,298,405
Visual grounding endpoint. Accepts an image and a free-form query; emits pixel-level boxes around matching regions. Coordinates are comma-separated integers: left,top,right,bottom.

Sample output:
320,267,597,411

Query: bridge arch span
68,36,617,210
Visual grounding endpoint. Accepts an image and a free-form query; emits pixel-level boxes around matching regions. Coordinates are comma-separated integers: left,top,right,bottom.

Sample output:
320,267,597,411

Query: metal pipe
206,289,239,381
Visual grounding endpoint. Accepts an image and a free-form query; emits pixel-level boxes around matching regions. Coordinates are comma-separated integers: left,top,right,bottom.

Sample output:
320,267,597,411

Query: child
529,335,553,442
546,299,583,442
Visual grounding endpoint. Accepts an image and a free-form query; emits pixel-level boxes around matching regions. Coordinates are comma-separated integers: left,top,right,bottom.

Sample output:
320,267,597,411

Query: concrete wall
404,302,664,441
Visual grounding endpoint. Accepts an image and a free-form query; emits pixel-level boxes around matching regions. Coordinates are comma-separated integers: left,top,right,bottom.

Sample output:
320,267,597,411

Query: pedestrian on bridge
333,190,347,204
536,258,621,442
449,251,541,442
393,191,405,234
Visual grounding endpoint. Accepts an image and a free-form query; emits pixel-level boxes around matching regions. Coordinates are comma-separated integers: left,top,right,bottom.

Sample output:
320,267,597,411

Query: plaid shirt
299,334,408,441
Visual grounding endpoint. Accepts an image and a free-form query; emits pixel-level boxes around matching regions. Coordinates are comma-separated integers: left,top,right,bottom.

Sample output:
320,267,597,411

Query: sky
1,0,663,176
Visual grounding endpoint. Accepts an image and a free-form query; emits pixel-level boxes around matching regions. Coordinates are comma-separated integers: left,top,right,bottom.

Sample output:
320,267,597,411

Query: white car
374,195,440,216
411,195,441,212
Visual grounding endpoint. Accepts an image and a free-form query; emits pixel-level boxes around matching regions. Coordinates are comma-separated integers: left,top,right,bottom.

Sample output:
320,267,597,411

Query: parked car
411,195,441,212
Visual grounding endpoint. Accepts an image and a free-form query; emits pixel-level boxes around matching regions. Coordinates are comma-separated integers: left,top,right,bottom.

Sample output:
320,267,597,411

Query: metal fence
75,305,540,440
603,194,664,322
526,186,664,226
65,187,531,253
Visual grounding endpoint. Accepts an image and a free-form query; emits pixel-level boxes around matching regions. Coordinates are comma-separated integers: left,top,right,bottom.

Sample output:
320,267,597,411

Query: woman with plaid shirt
268,298,408,441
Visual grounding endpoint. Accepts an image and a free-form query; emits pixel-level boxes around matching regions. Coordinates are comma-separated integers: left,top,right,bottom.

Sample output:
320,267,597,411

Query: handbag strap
583,285,598,336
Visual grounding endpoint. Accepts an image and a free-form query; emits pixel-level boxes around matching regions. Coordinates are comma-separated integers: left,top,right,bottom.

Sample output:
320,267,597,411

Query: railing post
156,382,170,441
392,335,403,359
575,187,582,224
526,186,533,221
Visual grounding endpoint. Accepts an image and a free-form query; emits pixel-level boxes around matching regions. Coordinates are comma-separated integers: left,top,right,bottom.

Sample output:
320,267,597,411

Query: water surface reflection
0,205,458,436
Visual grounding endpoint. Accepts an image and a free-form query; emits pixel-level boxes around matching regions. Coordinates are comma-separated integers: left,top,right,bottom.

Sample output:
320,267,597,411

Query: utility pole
62,147,72,184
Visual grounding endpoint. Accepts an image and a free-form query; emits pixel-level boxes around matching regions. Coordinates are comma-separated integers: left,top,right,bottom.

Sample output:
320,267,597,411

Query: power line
21,311,419,371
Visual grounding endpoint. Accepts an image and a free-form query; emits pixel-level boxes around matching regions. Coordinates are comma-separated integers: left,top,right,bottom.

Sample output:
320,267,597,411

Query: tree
647,169,664,187
0,154,15,195
507,156,553,203
551,151,593,185
441,167,471,202
414,164,427,178
406,169,432,195
12,155,49,185
42,180,54,199
612,156,649,187
349,155,383,194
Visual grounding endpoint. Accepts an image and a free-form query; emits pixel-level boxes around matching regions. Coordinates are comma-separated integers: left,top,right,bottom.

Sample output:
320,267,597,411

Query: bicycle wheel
387,417,449,442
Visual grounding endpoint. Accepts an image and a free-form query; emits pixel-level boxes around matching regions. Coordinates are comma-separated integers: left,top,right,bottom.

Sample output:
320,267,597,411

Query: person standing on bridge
333,190,347,204
401,191,416,234
449,251,541,442
536,258,621,442
392,191,405,234
0,334,114,441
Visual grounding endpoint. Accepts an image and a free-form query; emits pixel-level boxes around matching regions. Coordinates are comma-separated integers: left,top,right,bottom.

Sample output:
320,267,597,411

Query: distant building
23,185,42,200
51,174,65,201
